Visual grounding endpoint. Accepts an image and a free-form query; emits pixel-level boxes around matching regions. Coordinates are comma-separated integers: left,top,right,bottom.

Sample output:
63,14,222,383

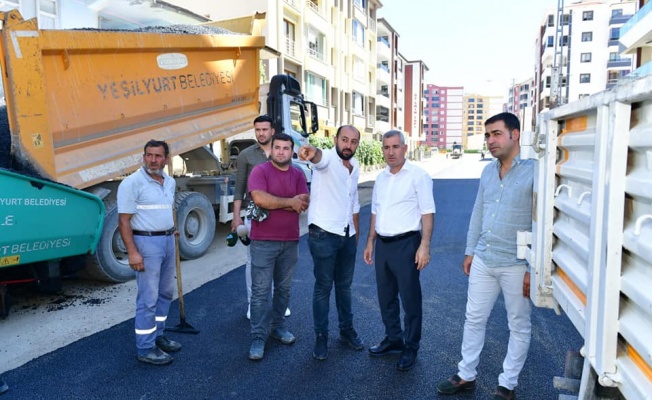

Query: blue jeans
308,224,357,335
134,235,176,355
249,240,298,340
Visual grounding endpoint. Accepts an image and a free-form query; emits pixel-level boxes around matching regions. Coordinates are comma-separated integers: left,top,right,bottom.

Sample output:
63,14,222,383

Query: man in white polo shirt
299,125,363,361
363,130,435,372
118,139,181,365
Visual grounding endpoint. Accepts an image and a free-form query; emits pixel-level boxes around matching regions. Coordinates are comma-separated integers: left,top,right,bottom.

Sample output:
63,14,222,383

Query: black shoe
368,336,404,357
437,374,476,395
313,333,328,360
155,335,181,352
339,328,364,350
396,347,417,371
137,347,173,365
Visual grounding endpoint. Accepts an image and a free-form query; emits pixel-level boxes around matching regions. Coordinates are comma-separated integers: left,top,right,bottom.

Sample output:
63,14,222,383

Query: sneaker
271,327,296,345
313,333,328,360
249,339,265,361
137,347,173,365
437,374,476,395
284,307,291,317
0,379,8,395
492,385,515,400
155,336,181,353
246,304,251,320
226,232,238,247
339,328,364,350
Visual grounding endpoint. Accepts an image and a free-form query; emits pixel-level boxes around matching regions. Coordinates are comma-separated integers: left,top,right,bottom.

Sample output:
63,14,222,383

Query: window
354,0,367,11
353,56,365,82
581,32,593,42
352,19,365,46
352,91,364,116
610,28,620,41
307,29,325,61
611,9,622,17
580,74,591,83
582,10,593,21
581,53,592,62
546,36,554,48
579,94,590,99
609,52,622,61
547,15,554,27
38,0,58,29
306,73,327,105
561,35,569,46
561,14,570,25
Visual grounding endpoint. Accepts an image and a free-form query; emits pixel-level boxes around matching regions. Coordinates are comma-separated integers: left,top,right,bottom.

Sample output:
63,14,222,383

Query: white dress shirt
307,147,360,236
371,161,435,237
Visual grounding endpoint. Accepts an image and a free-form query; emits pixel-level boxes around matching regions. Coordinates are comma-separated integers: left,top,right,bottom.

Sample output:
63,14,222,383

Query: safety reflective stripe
135,326,156,335
137,204,172,210
155,315,167,322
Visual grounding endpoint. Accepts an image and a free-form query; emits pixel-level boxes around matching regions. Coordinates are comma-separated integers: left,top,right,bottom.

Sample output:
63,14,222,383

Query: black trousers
374,232,422,350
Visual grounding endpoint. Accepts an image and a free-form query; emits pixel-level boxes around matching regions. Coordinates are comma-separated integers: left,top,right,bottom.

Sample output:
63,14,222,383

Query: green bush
309,136,383,167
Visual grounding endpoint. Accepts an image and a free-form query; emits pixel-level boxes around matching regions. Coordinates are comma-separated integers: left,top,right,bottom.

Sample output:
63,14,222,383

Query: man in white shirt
363,130,435,372
299,125,363,361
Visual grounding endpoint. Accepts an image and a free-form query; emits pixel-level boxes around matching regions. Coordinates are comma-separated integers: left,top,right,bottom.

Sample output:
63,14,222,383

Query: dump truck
518,74,652,399
0,10,317,296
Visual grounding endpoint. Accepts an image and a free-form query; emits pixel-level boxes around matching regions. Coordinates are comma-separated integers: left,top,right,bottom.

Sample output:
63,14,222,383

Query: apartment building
505,78,536,130
534,0,636,113
421,84,463,150
376,18,405,139
195,0,381,139
619,0,652,76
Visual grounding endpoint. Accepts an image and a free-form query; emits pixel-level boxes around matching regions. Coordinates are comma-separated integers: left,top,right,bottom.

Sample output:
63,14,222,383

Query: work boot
249,339,265,361
155,336,181,352
137,347,173,365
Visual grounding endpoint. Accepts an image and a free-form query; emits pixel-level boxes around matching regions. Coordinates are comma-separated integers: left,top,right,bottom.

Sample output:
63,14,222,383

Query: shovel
166,216,199,334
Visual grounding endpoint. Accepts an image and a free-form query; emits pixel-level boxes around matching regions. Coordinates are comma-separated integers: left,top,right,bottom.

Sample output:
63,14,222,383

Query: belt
132,227,175,236
309,224,351,236
377,231,419,243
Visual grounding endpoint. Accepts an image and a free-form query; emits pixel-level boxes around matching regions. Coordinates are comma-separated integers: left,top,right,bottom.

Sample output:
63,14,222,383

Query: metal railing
308,47,325,62
620,1,651,37
285,38,297,58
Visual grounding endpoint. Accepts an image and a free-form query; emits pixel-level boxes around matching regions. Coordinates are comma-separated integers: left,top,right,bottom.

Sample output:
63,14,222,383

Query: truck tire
83,200,135,283
175,192,216,260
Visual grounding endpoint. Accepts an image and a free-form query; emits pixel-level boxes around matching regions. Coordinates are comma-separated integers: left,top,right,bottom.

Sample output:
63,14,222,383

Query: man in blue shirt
438,113,533,400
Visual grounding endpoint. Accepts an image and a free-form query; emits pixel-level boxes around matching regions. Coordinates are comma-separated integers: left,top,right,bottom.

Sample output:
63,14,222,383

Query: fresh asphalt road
1,177,583,399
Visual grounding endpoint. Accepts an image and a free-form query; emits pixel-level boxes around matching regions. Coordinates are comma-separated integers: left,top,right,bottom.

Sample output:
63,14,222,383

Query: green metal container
0,169,105,268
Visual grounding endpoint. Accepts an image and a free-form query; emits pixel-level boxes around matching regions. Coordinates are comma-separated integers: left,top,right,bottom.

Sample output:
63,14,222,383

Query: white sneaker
285,308,291,317
246,304,251,320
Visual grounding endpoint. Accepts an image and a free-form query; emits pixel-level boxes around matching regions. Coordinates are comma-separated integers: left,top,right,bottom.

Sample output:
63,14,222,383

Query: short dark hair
253,115,274,125
485,112,520,132
144,139,169,157
271,132,294,147
336,125,360,139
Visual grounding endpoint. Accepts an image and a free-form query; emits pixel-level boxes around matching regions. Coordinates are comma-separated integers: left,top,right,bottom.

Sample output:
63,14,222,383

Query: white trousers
457,256,532,390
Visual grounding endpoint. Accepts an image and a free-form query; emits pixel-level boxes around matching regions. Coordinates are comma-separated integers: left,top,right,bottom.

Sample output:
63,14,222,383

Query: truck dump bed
0,9,264,189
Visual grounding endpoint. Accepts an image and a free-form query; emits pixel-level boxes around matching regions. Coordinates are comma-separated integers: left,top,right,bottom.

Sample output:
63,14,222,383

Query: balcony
285,38,298,60
307,46,325,62
284,0,301,12
376,64,390,84
609,14,631,25
376,92,390,108
619,1,652,54
607,58,631,68
377,37,390,60
368,18,376,33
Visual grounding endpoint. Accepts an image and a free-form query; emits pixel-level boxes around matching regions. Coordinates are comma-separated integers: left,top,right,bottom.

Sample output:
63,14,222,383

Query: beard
146,166,163,176
336,146,355,161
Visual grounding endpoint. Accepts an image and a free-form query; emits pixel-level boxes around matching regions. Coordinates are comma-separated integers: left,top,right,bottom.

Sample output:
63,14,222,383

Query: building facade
421,84,463,150
534,0,637,114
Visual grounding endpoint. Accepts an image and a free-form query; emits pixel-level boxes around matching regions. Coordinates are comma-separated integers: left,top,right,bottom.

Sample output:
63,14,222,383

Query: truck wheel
175,192,216,260
83,200,135,283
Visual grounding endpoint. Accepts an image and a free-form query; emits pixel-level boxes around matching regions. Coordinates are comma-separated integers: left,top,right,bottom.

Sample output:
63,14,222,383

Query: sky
377,0,559,96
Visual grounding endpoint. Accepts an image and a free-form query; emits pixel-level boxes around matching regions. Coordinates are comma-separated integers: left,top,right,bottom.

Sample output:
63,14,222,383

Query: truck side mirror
307,101,319,134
